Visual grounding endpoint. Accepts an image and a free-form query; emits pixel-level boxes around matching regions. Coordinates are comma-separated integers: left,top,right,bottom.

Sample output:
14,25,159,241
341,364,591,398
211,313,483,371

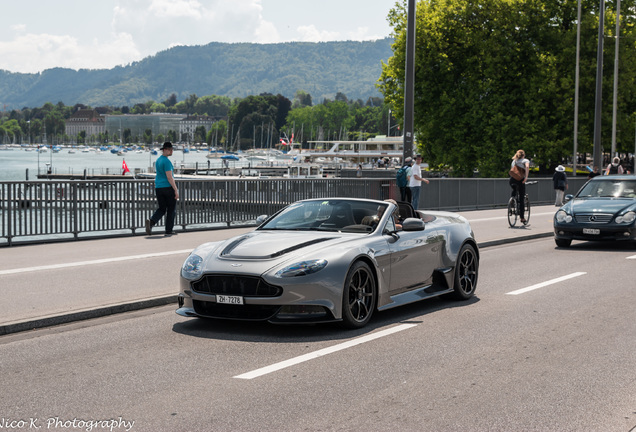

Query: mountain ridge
0,39,394,109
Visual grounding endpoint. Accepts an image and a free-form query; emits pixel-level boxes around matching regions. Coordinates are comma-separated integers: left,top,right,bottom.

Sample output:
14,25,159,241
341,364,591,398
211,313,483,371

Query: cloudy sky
0,0,396,74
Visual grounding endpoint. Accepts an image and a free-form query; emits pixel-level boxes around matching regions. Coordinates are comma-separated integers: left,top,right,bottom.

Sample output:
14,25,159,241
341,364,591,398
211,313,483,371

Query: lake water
0,147,260,181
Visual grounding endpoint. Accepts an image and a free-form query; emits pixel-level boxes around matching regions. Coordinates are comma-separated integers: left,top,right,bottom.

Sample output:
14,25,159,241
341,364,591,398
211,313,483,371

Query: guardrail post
7,184,13,246
225,181,231,228
72,182,79,240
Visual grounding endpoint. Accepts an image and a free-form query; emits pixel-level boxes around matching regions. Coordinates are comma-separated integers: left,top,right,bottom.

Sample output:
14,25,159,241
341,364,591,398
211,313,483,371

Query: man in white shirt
408,155,429,210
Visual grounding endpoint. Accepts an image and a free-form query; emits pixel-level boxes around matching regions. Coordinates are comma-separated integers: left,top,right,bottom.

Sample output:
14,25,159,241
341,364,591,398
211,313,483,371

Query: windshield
259,199,388,233
577,180,636,199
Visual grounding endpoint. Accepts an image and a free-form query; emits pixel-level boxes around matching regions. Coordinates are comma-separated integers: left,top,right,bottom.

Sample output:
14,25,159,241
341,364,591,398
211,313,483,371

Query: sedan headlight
181,254,204,279
616,211,636,224
555,210,573,223
275,259,328,278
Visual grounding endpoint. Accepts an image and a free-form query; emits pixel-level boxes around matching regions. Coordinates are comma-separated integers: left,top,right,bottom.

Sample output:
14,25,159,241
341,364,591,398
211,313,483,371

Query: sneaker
145,219,153,236
164,231,178,236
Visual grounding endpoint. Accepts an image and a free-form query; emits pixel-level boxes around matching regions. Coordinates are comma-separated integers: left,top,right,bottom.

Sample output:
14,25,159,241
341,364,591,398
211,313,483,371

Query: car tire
555,238,572,248
340,261,376,329
450,243,478,300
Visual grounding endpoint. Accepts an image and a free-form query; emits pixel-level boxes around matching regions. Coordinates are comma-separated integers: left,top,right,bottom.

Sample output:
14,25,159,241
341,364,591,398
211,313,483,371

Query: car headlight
616,211,636,224
555,210,573,223
181,254,204,279
275,259,328,278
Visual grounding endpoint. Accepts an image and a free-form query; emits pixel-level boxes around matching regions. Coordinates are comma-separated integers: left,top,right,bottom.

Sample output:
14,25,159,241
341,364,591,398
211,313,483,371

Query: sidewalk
0,205,557,335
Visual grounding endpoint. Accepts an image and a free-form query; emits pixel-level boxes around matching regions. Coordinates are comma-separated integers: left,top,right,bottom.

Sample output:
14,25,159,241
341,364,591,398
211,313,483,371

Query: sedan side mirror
564,194,574,203
256,215,269,225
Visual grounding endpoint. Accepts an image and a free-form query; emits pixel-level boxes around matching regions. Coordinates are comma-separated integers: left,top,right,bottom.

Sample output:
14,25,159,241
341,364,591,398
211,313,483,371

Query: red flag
122,159,130,175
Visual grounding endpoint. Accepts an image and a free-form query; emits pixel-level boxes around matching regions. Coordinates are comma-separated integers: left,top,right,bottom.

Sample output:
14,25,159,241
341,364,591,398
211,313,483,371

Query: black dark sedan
554,175,636,247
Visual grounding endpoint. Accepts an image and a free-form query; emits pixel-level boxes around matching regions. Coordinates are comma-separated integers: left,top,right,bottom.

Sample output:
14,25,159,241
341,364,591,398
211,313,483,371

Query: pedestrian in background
409,155,429,210
509,149,529,224
396,157,412,202
605,156,624,175
146,142,180,236
552,165,568,206
587,166,601,179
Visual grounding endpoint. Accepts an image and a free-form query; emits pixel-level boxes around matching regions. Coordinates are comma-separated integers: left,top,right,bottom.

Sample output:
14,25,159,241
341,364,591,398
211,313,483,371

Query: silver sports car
177,198,479,328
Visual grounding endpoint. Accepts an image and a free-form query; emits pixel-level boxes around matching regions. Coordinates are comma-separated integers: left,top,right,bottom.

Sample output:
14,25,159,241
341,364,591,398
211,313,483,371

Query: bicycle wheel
523,195,531,225
507,197,518,227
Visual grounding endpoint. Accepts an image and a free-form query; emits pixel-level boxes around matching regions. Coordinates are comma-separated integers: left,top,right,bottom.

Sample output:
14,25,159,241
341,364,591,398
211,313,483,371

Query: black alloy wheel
451,243,478,300
341,261,376,329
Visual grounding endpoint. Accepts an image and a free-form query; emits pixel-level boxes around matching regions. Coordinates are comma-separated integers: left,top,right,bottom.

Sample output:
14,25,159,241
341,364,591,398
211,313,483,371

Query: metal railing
0,176,590,246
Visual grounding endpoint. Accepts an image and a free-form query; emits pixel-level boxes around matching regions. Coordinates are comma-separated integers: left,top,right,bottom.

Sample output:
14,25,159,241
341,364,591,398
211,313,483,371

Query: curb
478,232,553,249
0,232,553,336
0,295,177,336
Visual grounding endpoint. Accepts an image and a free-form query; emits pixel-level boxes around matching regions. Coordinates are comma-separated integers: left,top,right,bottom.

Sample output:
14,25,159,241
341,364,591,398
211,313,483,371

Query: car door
385,219,444,294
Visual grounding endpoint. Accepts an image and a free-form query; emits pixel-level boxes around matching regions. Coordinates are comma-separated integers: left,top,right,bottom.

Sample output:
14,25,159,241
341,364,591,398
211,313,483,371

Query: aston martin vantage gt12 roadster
177,198,479,328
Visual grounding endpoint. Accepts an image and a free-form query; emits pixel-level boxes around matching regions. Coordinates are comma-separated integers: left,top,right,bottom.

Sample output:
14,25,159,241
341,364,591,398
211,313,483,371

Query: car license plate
216,295,244,305
583,228,600,235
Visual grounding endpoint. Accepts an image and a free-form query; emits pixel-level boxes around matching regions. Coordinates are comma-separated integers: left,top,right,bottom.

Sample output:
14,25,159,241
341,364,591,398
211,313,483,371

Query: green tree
379,0,636,177
194,95,231,117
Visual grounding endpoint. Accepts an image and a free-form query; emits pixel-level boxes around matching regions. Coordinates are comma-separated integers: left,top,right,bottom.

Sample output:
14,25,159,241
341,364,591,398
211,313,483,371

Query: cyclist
509,149,529,224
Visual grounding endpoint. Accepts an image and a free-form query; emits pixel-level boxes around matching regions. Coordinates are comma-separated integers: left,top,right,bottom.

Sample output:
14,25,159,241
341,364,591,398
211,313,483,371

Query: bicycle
507,181,537,227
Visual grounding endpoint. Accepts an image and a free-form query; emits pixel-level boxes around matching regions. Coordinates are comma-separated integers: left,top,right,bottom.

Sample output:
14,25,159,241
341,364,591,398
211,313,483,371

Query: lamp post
611,0,621,157
592,0,605,171
573,0,581,176
402,0,416,160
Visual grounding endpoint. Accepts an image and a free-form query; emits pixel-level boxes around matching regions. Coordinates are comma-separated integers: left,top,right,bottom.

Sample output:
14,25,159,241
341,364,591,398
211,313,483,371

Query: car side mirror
564,194,574,203
256,214,268,225
402,217,425,231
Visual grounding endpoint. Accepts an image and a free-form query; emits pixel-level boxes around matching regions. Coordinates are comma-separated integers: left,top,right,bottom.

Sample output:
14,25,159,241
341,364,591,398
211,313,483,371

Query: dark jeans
399,186,412,203
410,186,421,210
150,187,176,233
509,177,526,219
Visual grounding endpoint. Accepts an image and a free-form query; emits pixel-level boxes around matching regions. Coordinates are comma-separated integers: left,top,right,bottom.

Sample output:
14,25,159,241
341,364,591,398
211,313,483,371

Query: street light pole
402,0,416,160
573,0,581,176
611,0,621,157
592,0,605,171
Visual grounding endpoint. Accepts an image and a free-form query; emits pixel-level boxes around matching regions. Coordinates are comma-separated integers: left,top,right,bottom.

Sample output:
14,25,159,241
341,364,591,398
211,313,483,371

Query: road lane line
0,250,193,276
506,272,587,295
627,255,636,260
234,323,418,380
468,211,555,223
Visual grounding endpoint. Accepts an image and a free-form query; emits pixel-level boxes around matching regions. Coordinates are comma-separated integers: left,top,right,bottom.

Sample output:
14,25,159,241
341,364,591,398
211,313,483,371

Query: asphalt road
1,235,635,431
0,205,557,333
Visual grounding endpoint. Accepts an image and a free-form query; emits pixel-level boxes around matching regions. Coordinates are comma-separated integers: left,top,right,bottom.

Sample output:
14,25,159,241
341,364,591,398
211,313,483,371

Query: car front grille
191,274,282,297
193,300,280,320
574,213,613,224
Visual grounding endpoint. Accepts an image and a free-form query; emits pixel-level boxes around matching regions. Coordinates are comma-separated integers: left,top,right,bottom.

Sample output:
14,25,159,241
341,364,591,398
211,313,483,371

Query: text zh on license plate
216,295,244,305
583,228,600,235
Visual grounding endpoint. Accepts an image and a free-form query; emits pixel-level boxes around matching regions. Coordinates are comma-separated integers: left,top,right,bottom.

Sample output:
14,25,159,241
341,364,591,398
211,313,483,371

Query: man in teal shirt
145,141,180,236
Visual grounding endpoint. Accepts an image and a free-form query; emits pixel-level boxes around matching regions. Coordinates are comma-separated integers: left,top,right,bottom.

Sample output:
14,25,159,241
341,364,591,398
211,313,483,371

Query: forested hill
0,38,394,109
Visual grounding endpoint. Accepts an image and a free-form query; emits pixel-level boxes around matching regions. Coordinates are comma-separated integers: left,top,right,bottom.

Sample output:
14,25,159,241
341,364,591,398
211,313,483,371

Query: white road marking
0,250,193,276
506,272,587,295
627,255,636,260
234,323,418,380
468,211,555,223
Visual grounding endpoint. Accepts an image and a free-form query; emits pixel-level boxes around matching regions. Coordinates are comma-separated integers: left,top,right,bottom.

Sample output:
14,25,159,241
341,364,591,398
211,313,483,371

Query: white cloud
148,0,205,19
0,0,393,73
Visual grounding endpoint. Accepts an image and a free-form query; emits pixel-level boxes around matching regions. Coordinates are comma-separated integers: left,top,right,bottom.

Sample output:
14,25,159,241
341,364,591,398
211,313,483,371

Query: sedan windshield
259,200,388,233
577,180,636,199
